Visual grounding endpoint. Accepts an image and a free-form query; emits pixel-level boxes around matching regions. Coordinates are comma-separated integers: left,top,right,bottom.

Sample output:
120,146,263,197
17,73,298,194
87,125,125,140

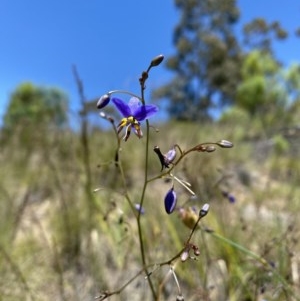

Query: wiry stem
136,70,157,299
107,89,142,100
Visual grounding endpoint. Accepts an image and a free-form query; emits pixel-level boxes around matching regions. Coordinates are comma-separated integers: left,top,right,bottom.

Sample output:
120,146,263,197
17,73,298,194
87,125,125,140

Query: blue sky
1,0,300,124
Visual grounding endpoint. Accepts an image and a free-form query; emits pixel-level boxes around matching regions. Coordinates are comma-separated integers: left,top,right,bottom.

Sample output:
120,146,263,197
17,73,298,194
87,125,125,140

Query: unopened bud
97,94,110,109
216,139,234,148
205,145,216,152
199,203,210,217
150,54,164,67
164,187,177,214
193,247,200,256
99,111,106,118
164,146,176,164
180,250,189,262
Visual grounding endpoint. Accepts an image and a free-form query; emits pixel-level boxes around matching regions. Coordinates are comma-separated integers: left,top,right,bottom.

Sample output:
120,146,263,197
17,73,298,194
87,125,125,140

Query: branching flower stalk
94,54,298,301
148,140,234,184
136,60,159,299
95,55,234,300
97,55,164,299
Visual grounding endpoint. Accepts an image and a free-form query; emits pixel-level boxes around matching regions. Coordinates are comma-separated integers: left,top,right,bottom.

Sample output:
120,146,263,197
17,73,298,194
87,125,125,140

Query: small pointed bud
180,250,189,262
205,145,216,152
192,245,200,256
164,187,177,214
216,139,234,148
154,145,177,171
150,54,164,67
99,111,106,118
199,203,210,217
164,146,176,163
193,144,206,152
97,94,110,109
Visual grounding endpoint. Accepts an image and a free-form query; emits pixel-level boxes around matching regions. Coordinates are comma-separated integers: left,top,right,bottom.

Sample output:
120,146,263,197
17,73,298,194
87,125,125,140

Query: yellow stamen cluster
117,116,143,141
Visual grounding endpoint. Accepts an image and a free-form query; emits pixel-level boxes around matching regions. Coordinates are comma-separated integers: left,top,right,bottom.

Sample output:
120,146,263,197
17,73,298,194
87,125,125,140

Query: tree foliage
2,82,69,147
235,50,300,129
152,0,242,121
243,18,288,53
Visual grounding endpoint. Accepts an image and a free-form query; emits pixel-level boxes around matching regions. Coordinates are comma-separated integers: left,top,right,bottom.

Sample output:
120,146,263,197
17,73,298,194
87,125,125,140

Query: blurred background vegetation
1,0,300,300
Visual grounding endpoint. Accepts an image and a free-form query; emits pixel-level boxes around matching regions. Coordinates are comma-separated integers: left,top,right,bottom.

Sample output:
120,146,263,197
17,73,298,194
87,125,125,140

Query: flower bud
99,111,106,118
164,146,176,163
192,245,200,256
97,94,110,109
199,203,210,217
154,145,176,171
150,54,164,67
216,139,234,148
164,187,177,214
205,145,216,152
180,250,189,262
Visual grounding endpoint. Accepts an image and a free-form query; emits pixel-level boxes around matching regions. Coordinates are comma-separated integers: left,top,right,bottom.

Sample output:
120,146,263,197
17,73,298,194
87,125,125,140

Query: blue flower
111,97,158,141
164,187,177,214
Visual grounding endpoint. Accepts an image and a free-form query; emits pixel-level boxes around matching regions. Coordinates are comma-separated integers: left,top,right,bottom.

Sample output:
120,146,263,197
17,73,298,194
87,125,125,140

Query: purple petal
111,98,131,117
134,104,158,121
128,97,158,121
164,187,177,214
127,97,142,114
165,147,176,163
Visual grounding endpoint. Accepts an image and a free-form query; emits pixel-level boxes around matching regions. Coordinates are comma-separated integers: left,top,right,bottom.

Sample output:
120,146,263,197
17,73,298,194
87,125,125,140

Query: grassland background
1,114,300,301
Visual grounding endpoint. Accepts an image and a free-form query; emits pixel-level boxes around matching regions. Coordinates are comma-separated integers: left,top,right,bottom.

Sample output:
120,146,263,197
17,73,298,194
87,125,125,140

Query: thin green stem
135,74,157,299
112,121,137,216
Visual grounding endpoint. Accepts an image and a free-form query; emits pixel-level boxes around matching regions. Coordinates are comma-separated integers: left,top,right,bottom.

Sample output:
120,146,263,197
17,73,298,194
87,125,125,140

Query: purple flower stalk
112,97,158,141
